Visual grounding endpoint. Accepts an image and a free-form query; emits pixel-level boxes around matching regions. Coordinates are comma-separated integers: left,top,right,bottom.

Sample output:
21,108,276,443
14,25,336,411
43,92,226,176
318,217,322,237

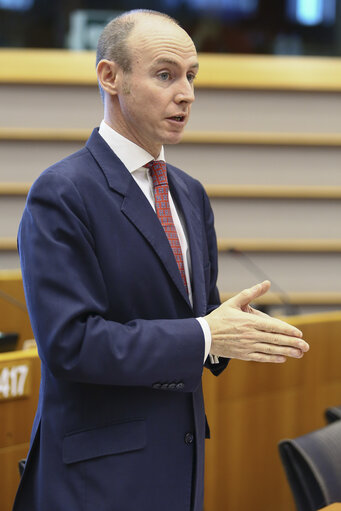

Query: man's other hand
205,280,309,363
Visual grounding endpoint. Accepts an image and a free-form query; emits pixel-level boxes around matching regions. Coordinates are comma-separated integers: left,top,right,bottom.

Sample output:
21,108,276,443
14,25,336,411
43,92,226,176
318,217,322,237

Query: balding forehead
124,10,178,26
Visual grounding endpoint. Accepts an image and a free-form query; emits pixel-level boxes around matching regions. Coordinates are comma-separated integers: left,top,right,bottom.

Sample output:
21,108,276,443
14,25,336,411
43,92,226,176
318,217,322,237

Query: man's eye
158,72,170,81
187,73,196,83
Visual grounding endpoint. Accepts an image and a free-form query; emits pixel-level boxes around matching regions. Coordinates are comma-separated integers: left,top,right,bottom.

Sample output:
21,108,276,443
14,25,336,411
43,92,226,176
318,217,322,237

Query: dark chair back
18,458,26,477
325,405,341,424
278,420,341,511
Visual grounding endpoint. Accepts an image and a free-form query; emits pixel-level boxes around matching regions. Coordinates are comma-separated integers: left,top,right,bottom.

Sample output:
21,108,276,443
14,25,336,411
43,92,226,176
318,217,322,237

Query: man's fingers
246,306,308,353
208,287,310,361
253,323,309,353
242,329,309,354
252,339,305,358
228,287,306,344
228,280,271,309
250,353,287,363
253,314,305,343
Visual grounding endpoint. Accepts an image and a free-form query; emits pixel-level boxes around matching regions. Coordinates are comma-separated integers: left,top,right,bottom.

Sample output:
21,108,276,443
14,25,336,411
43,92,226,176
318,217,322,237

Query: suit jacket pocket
63,418,146,464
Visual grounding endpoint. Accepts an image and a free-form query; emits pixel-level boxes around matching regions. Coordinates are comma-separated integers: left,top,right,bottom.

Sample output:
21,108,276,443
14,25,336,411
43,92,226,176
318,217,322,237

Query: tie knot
145,160,168,187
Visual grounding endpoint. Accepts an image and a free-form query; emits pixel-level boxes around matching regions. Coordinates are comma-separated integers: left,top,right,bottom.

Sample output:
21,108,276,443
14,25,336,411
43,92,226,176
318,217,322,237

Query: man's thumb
228,280,271,309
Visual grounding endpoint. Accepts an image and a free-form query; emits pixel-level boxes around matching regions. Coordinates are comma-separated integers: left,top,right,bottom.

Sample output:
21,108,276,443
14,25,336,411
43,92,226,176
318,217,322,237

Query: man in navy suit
14,9,308,511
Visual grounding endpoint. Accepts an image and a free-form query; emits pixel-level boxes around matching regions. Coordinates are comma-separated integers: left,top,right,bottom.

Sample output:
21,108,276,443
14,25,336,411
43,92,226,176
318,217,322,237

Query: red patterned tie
145,160,188,295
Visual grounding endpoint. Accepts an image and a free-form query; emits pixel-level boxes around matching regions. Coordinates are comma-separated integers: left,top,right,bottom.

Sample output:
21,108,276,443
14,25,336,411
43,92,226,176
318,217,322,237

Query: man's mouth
168,115,185,122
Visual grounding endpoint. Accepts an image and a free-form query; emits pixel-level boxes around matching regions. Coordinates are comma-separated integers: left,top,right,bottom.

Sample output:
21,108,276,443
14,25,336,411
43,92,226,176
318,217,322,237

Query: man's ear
96,59,121,96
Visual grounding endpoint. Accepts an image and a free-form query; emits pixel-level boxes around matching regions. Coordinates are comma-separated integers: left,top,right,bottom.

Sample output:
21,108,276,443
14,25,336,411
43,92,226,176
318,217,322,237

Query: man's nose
174,79,195,104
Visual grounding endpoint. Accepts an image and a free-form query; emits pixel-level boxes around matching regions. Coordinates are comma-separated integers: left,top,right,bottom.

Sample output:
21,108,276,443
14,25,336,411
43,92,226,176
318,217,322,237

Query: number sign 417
0,363,30,400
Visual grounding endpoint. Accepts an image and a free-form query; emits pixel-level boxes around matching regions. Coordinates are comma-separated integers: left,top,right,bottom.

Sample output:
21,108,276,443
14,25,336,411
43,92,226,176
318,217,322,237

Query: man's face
111,18,198,157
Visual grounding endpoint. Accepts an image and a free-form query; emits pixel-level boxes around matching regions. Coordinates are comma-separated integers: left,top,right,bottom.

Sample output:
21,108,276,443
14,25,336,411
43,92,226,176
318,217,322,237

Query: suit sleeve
201,186,230,376
18,171,205,391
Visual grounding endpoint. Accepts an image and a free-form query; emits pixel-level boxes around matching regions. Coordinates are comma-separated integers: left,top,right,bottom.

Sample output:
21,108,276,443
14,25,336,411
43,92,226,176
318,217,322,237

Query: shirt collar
99,120,165,174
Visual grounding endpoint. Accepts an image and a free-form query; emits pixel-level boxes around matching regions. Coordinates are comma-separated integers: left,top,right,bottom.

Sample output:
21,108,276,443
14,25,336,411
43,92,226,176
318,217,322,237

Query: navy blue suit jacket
14,129,228,511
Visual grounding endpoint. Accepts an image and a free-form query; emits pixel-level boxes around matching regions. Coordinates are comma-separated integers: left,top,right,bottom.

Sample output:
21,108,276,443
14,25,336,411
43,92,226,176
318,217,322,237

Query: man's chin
163,132,184,146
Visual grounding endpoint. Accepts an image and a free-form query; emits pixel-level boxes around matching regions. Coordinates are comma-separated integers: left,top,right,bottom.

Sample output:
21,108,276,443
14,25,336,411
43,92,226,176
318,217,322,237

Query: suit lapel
168,167,207,317
121,180,191,307
86,130,193,309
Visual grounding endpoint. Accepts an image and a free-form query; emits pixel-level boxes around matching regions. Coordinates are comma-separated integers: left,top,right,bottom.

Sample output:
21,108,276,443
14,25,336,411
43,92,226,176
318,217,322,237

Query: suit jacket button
152,383,161,389
176,382,184,390
185,433,194,445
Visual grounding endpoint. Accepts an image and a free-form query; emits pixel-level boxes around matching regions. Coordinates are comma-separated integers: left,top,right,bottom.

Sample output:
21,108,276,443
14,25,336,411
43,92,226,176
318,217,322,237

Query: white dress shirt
98,120,215,363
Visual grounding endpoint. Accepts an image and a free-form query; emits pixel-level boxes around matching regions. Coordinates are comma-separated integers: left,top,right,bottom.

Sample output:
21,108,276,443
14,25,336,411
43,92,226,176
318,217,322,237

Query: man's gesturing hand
205,281,309,363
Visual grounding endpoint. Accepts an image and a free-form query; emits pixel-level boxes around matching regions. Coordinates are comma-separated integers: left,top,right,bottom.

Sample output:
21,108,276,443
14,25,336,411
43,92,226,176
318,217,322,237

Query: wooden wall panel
0,442,30,511
3,139,341,188
187,89,341,134
217,251,341,293
0,84,102,130
1,84,341,134
211,197,341,238
0,271,33,349
203,312,341,511
0,139,83,182
166,144,341,186
0,348,40,511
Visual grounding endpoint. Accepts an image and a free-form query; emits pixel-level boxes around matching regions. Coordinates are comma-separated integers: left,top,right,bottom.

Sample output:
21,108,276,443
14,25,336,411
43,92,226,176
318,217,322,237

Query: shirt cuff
195,317,219,364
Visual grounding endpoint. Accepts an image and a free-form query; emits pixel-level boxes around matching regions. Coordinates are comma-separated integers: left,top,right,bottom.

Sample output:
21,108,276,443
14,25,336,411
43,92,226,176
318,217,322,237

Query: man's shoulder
28,147,90,196
48,146,92,176
31,129,106,190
